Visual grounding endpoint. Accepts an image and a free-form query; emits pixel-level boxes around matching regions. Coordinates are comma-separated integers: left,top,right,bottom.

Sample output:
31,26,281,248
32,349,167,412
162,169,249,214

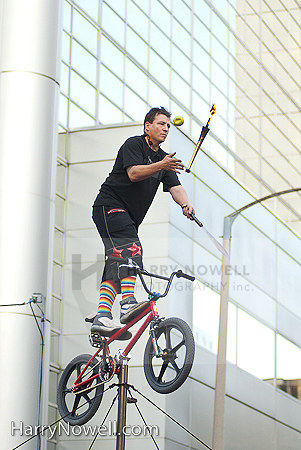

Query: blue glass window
149,50,170,90
151,0,171,37
101,3,125,47
127,0,149,41
101,36,124,79
149,80,170,108
73,9,98,55
107,0,126,19
99,65,123,108
75,0,98,21
194,2,210,29
125,58,148,100
124,87,147,120
61,31,71,64
63,1,71,33
99,95,123,124
150,22,171,64
70,71,96,116
193,40,210,77
192,66,210,103
172,45,190,81
173,0,191,32
69,102,95,127
60,62,69,95
172,18,191,56
126,27,148,68
171,70,190,108
71,40,97,85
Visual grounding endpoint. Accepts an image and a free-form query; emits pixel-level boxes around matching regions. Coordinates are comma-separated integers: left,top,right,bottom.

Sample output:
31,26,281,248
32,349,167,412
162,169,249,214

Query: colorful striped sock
97,280,118,315
120,276,136,302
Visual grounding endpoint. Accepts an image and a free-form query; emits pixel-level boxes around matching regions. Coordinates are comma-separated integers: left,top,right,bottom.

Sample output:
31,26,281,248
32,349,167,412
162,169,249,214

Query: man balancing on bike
87,106,195,339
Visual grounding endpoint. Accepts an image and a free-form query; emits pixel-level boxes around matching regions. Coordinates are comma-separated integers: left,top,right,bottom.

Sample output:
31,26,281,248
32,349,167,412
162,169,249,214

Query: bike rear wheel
57,354,104,426
143,317,195,394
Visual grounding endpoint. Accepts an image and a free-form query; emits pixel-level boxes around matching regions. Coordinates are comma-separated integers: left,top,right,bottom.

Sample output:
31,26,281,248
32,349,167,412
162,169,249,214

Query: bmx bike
57,258,195,426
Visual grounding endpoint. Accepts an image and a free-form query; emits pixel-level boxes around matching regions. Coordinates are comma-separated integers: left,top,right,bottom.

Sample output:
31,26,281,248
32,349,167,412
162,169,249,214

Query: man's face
145,114,170,145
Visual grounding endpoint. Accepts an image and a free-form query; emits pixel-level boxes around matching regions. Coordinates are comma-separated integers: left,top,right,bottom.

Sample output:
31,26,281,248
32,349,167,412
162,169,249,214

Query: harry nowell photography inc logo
11,420,159,440
71,254,251,293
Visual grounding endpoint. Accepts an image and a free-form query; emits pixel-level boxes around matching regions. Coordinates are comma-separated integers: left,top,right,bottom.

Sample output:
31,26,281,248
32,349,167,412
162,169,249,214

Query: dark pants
92,205,143,293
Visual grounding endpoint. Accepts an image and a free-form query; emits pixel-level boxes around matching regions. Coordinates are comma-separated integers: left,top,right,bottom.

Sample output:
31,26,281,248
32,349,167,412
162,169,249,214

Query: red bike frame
73,299,159,391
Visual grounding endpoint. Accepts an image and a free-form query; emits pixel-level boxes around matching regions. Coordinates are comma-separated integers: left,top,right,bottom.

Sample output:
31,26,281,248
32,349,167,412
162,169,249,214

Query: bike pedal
89,332,106,348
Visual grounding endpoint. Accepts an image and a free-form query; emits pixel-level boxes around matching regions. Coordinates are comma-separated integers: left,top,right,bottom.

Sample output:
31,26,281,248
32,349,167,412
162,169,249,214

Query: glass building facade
58,0,301,234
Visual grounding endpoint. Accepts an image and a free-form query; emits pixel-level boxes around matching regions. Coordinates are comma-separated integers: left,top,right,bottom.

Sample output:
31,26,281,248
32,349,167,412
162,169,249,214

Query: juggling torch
186,104,216,172
183,104,229,258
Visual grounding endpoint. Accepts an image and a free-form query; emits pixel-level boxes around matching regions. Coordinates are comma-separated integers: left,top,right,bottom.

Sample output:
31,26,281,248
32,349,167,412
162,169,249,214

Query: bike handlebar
176,269,195,282
106,256,195,297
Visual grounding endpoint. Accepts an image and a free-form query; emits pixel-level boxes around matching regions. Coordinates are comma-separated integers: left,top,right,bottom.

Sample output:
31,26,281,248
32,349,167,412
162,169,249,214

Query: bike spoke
76,361,95,381
157,361,169,383
172,338,185,353
83,393,92,404
169,359,180,374
164,326,172,349
71,393,81,416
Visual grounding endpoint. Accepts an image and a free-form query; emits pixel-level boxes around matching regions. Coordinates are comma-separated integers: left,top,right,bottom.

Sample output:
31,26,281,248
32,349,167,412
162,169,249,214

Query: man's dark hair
144,107,171,131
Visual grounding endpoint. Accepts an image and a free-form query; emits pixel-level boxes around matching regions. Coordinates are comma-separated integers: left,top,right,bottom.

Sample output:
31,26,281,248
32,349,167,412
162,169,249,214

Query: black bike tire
57,353,104,426
143,317,195,394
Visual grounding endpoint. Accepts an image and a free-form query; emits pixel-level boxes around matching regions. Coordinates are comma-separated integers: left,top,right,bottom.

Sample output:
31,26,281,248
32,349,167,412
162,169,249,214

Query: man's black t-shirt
93,135,181,227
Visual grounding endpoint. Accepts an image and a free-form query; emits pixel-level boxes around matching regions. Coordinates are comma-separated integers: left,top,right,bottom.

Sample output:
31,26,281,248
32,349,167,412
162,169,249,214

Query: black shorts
92,205,143,292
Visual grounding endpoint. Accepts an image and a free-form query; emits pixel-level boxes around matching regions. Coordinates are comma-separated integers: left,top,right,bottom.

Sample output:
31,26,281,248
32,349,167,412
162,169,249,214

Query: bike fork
149,322,164,357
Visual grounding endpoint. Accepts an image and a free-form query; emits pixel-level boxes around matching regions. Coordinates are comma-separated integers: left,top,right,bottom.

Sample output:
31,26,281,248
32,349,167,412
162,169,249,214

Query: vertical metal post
35,294,45,450
212,237,231,450
116,362,129,450
212,215,236,450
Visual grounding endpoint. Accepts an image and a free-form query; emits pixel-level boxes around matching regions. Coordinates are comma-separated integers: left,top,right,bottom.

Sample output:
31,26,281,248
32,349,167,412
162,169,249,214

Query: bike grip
176,270,195,282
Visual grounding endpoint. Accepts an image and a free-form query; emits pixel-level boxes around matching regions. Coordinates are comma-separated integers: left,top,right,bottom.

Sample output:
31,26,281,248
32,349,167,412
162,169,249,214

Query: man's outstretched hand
161,152,184,173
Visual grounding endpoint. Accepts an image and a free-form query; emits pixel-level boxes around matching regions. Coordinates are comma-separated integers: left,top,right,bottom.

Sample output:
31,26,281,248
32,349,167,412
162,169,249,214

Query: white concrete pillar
0,1,62,449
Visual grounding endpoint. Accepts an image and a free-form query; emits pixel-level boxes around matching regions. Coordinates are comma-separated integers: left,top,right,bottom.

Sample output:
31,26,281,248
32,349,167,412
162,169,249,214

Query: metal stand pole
116,362,129,450
212,239,231,450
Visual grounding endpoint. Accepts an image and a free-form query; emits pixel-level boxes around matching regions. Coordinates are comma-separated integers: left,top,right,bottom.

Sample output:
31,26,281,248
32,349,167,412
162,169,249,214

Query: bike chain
74,356,117,395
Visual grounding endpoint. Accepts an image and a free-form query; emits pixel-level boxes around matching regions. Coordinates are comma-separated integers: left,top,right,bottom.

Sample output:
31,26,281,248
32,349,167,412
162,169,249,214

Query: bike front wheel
143,317,195,394
57,354,104,426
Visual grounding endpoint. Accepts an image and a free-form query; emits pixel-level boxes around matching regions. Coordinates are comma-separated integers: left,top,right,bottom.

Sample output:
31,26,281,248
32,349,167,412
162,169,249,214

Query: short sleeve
121,137,145,169
162,171,181,192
